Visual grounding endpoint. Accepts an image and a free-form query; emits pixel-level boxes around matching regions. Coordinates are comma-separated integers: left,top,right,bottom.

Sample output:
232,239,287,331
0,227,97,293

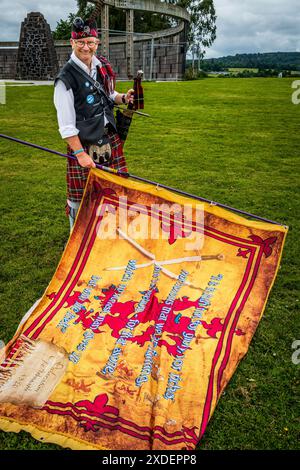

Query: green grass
0,79,299,450
229,67,259,73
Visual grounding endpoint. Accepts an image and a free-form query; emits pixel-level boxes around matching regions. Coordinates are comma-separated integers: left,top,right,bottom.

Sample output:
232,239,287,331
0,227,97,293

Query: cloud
206,0,300,57
0,0,76,41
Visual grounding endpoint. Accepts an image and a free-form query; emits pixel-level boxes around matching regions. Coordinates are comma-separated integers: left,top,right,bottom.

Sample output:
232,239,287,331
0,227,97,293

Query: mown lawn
0,78,299,450
228,67,259,73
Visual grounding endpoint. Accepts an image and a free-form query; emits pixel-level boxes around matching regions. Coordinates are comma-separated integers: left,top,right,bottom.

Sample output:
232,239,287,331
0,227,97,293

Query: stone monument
16,12,59,80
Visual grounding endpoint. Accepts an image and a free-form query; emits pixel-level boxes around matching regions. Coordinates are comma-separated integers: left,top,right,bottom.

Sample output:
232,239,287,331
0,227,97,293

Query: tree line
201,52,300,72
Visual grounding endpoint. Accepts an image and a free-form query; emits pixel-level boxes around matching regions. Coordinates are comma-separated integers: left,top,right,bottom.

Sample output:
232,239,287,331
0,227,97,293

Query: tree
52,13,76,40
166,1,216,57
52,1,94,39
190,1,216,56
134,12,171,33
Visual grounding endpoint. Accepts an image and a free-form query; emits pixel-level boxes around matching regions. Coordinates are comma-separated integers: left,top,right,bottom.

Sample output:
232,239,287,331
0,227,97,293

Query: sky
0,0,299,58
207,0,300,58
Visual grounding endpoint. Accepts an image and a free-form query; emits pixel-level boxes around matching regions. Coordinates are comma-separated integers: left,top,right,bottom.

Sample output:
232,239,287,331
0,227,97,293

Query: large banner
0,169,287,450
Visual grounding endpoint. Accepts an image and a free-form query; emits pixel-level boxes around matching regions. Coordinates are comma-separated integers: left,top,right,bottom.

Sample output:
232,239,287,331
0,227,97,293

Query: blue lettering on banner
164,273,224,400
101,264,161,377
136,269,189,387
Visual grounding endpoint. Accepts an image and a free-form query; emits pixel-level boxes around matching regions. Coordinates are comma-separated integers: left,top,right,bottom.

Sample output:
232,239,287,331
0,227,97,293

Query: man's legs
67,200,81,231
66,154,89,232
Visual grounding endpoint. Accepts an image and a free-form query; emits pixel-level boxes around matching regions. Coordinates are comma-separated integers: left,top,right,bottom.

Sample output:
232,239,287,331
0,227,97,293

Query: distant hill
199,52,300,71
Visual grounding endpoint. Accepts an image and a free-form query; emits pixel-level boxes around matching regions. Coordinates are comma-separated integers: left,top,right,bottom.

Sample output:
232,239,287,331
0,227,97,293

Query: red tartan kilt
66,131,127,209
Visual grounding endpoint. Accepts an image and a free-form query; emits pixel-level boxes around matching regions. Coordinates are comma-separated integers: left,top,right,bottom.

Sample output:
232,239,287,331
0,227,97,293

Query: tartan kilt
66,130,127,215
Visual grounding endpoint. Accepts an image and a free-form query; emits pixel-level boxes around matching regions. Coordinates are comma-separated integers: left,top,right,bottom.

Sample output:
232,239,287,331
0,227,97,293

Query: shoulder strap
68,59,114,107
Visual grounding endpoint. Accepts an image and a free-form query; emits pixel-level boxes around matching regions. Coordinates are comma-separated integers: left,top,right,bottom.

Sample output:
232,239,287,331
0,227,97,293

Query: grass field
228,68,259,73
0,78,299,450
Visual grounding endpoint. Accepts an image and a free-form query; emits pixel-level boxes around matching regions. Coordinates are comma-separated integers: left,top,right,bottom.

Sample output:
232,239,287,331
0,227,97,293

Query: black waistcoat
55,61,117,146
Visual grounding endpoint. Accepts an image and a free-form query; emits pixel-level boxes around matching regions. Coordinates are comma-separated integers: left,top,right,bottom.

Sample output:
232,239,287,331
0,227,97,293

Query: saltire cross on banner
0,169,287,450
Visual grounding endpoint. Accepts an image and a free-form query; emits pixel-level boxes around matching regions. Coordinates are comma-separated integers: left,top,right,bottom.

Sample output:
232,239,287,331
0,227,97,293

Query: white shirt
54,52,118,139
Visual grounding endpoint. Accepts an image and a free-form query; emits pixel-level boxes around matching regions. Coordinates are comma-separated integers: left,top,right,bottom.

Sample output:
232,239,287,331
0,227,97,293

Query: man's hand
77,152,96,168
65,136,96,169
126,89,134,105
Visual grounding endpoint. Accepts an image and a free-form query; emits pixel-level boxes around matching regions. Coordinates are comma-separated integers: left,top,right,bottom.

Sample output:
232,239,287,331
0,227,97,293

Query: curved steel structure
89,0,191,79
98,0,190,21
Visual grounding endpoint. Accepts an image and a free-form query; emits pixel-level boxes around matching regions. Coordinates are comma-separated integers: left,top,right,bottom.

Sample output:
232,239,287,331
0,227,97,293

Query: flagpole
0,133,287,227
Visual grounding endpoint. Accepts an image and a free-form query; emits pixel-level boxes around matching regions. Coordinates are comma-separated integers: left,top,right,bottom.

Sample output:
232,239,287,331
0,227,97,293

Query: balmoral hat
71,17,98,39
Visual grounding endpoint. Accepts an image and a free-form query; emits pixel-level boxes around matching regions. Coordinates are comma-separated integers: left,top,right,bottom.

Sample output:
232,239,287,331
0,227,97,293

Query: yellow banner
0,169,287,450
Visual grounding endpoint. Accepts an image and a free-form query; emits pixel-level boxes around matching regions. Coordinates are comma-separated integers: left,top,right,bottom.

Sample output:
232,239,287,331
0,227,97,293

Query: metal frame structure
89,0,190,78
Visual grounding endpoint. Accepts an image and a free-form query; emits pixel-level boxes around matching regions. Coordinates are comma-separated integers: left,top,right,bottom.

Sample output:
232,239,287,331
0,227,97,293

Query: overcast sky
0,0,299,58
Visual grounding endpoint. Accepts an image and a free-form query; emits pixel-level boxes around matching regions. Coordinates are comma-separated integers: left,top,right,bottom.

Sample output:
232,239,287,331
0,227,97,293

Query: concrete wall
0,44,18,79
